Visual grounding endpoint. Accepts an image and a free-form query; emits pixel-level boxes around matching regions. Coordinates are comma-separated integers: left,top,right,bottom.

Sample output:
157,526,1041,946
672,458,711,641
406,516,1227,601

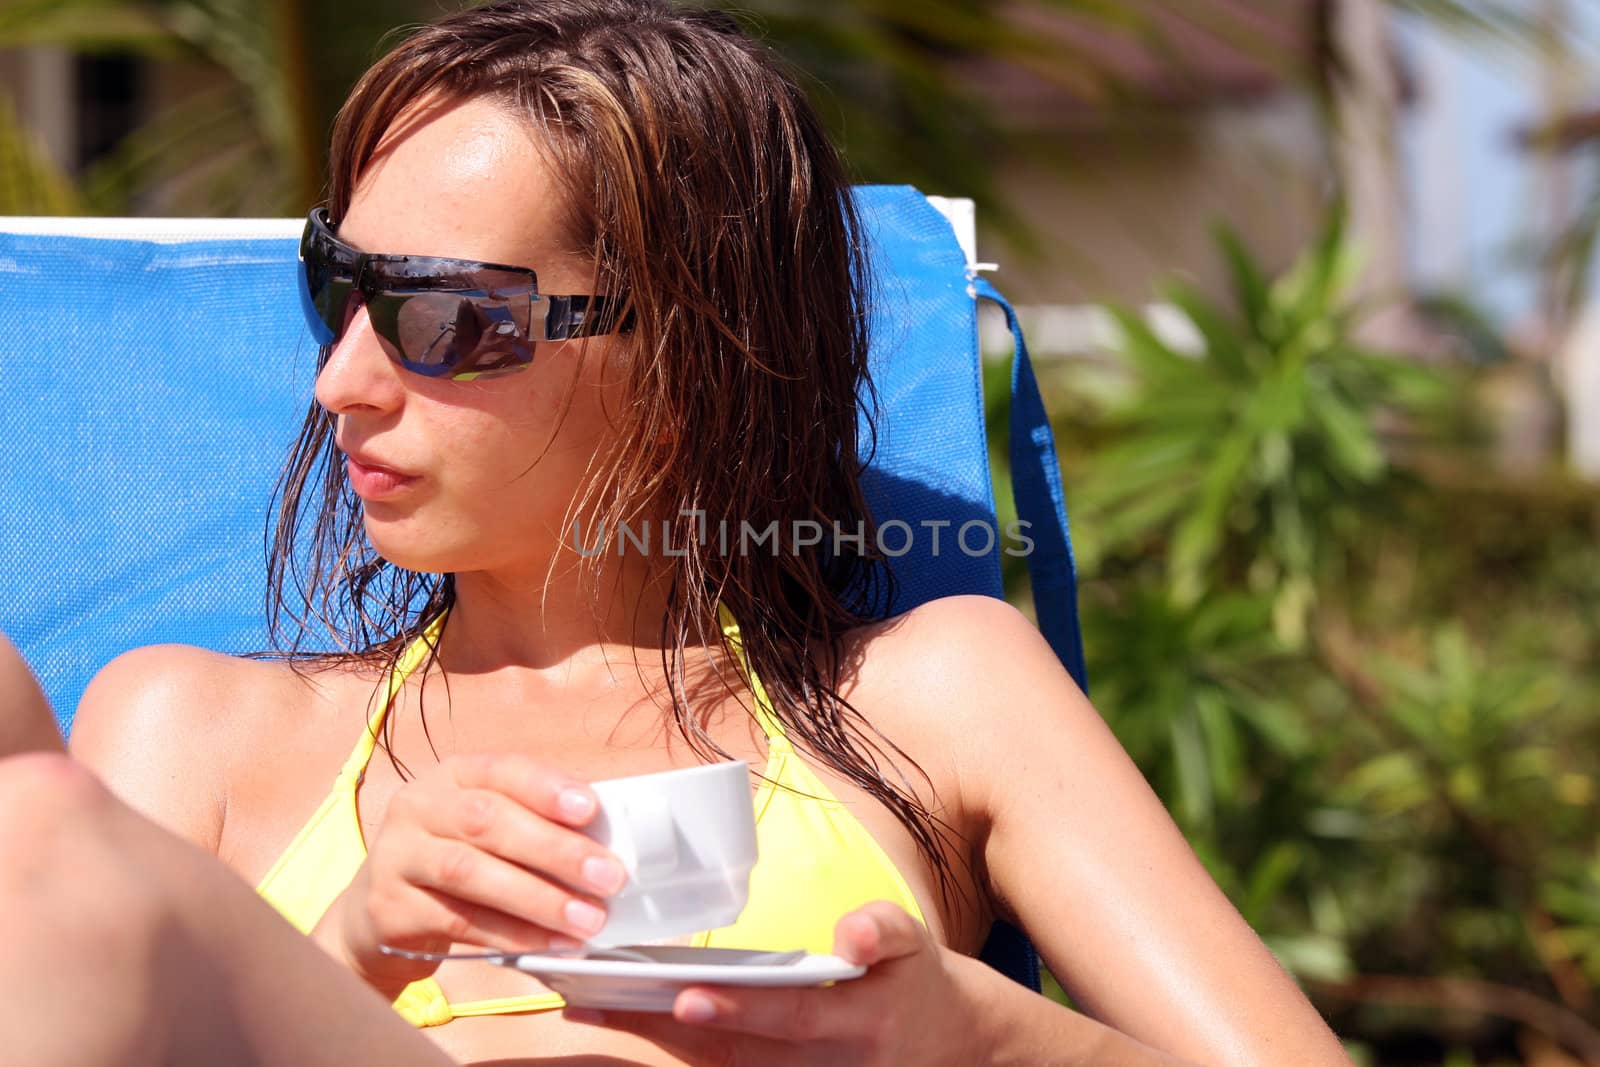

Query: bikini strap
716,601,791,752
340,613,448,780
340,608,781,775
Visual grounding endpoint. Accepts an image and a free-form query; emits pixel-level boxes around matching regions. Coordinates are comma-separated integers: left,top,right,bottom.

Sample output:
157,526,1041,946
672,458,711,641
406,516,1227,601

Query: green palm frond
0,0,176,53
1078,213,1450,645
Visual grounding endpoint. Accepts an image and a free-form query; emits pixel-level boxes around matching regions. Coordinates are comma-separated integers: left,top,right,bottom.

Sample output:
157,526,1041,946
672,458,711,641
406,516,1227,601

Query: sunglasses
297,207,626,381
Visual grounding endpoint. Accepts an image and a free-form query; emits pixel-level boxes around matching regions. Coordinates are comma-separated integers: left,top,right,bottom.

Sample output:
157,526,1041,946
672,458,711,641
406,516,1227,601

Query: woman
0,635,63,756
2,1,1353,1063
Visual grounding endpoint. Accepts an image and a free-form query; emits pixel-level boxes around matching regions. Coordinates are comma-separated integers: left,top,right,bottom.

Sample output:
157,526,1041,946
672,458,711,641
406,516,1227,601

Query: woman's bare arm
0,633,65,757
908,595,1352,1067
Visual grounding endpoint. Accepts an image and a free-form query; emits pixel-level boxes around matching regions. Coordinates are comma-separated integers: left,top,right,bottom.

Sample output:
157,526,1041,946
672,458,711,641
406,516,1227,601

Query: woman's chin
363,526,463,576
361,513,561,579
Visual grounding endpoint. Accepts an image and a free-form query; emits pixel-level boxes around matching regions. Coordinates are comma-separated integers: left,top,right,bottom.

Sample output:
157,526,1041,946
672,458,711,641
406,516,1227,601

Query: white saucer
498,946,867,1012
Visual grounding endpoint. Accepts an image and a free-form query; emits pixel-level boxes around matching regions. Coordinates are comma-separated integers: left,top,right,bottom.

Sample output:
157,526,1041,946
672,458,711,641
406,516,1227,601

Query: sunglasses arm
544,294,627,340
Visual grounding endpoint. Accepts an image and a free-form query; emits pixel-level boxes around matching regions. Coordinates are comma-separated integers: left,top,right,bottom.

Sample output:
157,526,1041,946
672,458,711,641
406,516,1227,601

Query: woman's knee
0,752,156,920
0,750,108,828
0,753,174,1065
0,749,110,818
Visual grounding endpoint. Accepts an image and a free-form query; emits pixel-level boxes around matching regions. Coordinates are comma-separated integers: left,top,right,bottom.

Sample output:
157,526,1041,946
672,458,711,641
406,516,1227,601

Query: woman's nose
313,302,406,417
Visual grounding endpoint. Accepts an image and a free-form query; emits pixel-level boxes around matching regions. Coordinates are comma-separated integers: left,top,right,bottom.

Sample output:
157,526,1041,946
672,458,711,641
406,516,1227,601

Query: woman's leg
0,747,458,1065
0,633,66,756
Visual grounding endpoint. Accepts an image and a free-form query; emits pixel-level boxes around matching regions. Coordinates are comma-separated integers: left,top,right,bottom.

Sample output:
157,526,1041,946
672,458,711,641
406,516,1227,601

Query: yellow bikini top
255,605,926,1028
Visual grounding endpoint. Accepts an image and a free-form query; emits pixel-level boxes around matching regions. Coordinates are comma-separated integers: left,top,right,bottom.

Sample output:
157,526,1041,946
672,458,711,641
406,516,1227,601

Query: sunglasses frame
298,207,624,379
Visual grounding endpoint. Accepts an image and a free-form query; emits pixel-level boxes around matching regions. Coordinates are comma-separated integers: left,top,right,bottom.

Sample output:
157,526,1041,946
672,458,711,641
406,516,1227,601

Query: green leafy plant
1042,212,1600,1060
1076,211,1446,648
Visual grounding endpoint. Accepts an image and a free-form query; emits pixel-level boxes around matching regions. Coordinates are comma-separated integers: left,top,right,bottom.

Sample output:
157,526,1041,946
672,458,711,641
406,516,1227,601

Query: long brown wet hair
267,0,964,906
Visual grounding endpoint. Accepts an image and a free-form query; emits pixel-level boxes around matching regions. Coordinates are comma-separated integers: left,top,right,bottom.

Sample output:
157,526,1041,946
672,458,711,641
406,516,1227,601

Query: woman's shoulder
837,594,1073,802
67,645,348,850
841,593,1056,713
846,592,1037,660
72,643,318,747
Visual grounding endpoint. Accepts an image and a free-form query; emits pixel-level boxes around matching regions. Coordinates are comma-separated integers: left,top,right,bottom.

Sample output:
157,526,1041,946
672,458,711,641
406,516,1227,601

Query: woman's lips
346,455,418,500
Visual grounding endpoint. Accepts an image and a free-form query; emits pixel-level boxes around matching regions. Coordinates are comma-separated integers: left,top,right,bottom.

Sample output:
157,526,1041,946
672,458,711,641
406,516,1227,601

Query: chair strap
976,278,1089,694
969,279,1089,994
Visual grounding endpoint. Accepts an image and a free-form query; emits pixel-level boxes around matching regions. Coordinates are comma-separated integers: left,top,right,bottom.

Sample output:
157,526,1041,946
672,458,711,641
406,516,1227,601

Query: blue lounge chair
0,185,1085,992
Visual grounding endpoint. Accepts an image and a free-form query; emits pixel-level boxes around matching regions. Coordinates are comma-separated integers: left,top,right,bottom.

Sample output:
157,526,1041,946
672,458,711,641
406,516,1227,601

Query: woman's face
315,94,626,579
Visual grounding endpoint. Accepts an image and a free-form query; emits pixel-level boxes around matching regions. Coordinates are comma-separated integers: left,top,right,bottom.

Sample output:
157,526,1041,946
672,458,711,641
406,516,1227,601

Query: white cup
582,760,758,947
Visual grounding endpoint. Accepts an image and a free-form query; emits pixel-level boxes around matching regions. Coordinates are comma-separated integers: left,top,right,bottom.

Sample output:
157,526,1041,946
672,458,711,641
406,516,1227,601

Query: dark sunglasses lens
315,278,356,344
368,291,536,380
298,224,353,345
298,260,335,346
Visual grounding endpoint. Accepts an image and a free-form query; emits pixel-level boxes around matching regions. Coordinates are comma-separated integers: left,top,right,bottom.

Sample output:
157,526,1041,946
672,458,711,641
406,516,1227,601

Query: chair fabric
0,185,1085,990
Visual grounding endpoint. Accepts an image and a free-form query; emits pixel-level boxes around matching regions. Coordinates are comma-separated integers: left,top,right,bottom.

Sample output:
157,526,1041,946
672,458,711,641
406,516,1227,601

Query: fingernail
565,898,607,934
558,789,595,821
582,856,626,895
678,991,717,1023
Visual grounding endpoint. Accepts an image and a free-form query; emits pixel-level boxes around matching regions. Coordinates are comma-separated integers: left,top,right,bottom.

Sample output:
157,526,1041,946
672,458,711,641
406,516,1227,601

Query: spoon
379,944,656,965
378,945,808,966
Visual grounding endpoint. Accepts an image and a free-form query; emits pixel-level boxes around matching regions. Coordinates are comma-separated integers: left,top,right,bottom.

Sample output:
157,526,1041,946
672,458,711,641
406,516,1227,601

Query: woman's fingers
831,901,925,967
669,983,858,1041
337,752,628,991
406,784,627,898
411,885,589,954
385,827,613,945
363,753,635,950
445,752,601,829
648,903,926,1042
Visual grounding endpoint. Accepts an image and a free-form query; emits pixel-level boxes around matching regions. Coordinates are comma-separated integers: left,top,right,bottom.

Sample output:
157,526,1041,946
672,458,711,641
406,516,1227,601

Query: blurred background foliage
1004,224,1600,1063
3,0,1599,1064
0,0,1205,223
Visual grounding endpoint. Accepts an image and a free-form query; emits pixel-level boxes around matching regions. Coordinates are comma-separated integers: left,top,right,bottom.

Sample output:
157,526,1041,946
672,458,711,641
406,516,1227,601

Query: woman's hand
312,752,628,998
561,901,991,1066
